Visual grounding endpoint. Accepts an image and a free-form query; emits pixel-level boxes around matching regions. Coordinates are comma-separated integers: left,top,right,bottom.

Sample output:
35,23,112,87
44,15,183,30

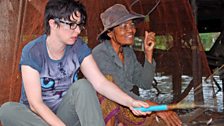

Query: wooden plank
0,0,21,104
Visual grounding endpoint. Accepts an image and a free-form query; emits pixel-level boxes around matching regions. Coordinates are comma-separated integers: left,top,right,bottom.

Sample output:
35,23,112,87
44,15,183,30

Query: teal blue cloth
134,105,168,112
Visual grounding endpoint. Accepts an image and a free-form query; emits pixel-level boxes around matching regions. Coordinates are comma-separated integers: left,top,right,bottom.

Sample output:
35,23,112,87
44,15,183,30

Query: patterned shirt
19,34,91,112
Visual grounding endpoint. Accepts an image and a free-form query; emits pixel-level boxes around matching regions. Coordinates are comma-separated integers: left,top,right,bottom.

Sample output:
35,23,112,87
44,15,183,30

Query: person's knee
68,79,98,102
0,102,15,115
74,79,95,92
0,102,17,119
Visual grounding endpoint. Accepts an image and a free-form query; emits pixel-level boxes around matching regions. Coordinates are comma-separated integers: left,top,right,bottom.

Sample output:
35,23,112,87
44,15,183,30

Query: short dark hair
44,0,87,35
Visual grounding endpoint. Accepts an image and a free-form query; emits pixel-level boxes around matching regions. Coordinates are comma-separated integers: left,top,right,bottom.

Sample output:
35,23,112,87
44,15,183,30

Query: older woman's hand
144,31,156,63
156,110,182,126
146,100,182,126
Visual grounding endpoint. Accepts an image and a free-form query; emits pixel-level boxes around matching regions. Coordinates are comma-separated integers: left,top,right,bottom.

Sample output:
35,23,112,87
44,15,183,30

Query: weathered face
109,20,136,46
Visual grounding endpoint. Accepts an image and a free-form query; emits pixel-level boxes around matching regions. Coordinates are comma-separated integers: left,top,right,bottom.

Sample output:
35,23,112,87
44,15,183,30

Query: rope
130,0,161,16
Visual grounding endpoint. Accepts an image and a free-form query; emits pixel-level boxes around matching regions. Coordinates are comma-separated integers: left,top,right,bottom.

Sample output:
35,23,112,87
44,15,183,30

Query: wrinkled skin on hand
144,31,156,63
146,101,182,126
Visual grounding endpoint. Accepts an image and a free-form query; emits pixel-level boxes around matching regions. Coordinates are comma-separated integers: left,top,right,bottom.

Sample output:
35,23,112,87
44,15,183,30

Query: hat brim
97,13,145,40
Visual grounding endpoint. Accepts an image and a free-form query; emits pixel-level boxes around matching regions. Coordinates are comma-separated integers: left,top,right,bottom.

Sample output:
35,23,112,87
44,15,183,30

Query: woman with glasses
0,1,151,126
93,4,182,126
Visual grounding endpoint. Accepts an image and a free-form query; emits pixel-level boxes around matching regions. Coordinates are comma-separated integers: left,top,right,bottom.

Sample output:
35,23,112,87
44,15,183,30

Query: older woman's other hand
156,110,182,126
144,31,155,52
144,31,156,63
146,100,182,126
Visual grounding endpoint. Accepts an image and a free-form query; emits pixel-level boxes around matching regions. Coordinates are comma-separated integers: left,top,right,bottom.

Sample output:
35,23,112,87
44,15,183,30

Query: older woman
93,4,182,126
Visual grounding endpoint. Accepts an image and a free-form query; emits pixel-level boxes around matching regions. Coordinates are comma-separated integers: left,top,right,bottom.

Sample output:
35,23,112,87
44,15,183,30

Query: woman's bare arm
21,65,65,126
80,55,150,116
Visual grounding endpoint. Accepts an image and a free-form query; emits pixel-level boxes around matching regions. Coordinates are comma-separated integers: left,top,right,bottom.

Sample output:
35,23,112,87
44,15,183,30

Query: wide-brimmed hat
97,4,145,40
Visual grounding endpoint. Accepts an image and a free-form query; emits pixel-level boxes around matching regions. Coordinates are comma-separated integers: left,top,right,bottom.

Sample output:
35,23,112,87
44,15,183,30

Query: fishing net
1,0,213,105
83,0,212,103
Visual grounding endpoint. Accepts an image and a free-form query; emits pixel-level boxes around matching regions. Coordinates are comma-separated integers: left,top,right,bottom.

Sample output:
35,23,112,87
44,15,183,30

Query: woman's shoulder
23,35,46,53
94,40,107,49
92,41,108,54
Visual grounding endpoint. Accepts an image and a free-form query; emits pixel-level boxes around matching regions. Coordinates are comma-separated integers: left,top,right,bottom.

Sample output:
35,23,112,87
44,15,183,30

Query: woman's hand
128,99,152,116
146,100,182,126
144,31,156,63
156,110,182,126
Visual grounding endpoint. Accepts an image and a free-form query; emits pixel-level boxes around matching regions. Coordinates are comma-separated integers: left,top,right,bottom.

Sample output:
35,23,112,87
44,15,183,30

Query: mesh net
14,0,212,103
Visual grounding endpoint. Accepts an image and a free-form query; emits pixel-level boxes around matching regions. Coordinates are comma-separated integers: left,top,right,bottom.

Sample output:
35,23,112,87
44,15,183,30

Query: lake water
139,74,224,112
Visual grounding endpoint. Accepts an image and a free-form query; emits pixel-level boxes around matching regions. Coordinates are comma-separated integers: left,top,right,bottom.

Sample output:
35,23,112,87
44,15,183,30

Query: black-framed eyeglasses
54,18,85,31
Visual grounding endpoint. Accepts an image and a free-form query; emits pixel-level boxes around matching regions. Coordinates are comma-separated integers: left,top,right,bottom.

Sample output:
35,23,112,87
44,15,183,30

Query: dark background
193,0,224,32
